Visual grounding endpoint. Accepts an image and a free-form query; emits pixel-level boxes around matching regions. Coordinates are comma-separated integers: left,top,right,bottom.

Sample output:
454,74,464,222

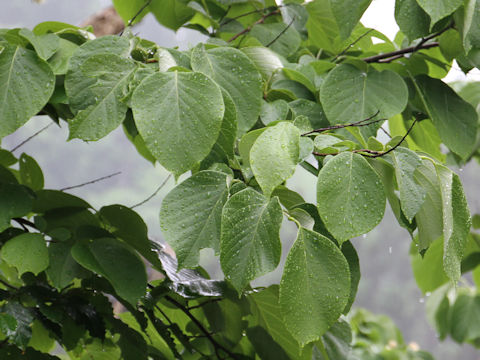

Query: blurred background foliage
1,0,480,358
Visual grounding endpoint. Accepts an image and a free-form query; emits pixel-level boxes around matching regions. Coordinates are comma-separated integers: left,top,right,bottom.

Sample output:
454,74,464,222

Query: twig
228,9,280,42
12,217,37,231
363,42,439,63
127,0,152,26
130,174,171,209
266,16,295,47
10,123,53,152
220,5,279,26
60,171,121,191
187,298,222,311
380,126,391,138
0,278,17,291
313,118,418,158
334,29,374,61
165,295,238,359
301,110,381,136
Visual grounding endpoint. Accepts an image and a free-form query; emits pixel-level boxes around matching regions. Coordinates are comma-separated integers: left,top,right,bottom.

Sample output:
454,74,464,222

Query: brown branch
10,123,53,152
127,0,152,26
130,174,171,209
334,29,374,61
313,118,418,158
60,171,121,191
228,9,280,43
363,42,439,63
302,110,381,136
220,5,279,26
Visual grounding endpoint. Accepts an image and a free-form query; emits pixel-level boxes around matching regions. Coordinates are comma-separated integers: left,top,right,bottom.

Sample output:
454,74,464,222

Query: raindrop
388,246,392,254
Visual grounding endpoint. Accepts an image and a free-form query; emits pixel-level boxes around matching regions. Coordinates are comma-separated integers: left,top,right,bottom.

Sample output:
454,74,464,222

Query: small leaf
416,0,463,27
449,292,480,342
1,234,49,276
394,0,430,40
46,242,88,290
160,171,229,269
71,237,147,305
317,152,386,243
241,46,283,80
221,188,283,293
19,153,44,191
460,0,480,52
18,28,59,60
260,100,289,126
250,122,300,197
250,23,301,58
330,0,372,39
132,71,224,175
0,183,34,232
280,228,350,346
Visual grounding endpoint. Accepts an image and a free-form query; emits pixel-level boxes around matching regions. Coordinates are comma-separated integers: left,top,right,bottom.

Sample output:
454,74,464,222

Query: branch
60,171,121,191
313,118,418,158
334,29,374,61
362,42,439,63
266,16,295,47
220,5,279,26
228,9,281,43
127,0,152,26
130,175,171,209
10,123,53,152
165,295,238,359
301,110,381,136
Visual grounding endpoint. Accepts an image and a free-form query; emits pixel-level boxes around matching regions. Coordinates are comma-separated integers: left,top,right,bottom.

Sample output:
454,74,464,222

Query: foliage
0,0,480,358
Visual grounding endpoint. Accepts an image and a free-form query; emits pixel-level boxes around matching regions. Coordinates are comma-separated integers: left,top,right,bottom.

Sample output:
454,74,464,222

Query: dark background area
1,1,479,358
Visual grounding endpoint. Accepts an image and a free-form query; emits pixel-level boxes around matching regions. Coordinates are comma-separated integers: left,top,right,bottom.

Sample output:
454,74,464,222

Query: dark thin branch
187,298,222,311
313,118,418,158
380,126,391,138
220,5,279,26
10,123,53,152
266,16,295,47
334,29,374,61
228,9,280,43
130,174,171,209
155,305,173,325
165,295,237,359
363,42,439,63
127,0,152,26
12,217,37,231
301,110,381,136
60,171,121,191
0,278,17,291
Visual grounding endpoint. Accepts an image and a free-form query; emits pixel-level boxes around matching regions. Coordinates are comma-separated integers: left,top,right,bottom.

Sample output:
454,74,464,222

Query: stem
165,295,238,359
228,9,280,43
266,16,295,47
334,29,374,61
60,171,121,191
127,0,152,26
130,174,171,209
301,111,381,136
10,123,53,152
363,42,438,63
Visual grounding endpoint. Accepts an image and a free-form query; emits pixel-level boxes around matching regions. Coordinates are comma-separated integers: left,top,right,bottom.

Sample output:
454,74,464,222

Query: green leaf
272,185,305,210
306,0,340,53
65,54,137,140
246,326,290,360
32,190,91,213
47,38,78,75
330,0,372,39
342,241,360,314
132,71,224,175
416,0,463,27
191,45,263,135
320,64,408,134
0,234,49,276
160,171,229,269
459,0,480,52
289,99,329,129
241,46,283,80
394,0,430,40
280,228,350,346
317,152,386,243
0,183,34,232
19,153,44,191
318,319,352,360
71,237,147,305
112,0,150,24
449,292,480,342
98,205,162,269
260,100,289,126
250,122,300,197
149,0,195,31
18,28,59,61
0,44,55,138
435,165,471,282
46,242,88,290
250,23,301,58
199,90,237,170
391,148,425,221
413,75,478,159
414,160,444,249
3,302,34,349
411,237,449,293
220,188,283,293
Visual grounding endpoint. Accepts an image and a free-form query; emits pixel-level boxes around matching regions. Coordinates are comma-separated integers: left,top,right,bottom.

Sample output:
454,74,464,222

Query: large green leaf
306,0,340,53
449,292,480,342
435,165,471,282
317,319,352,360
191,45,263,135
0,183,34,232
330,0,372,39
416,0,463,26
320,64,408,130
46,242,88,290
241,46,283,81
460,0,480,52
0,234,49,276
131,71,224,175
220,188,283,293
18,28,59,61
391,148,426,221
64,54,137,140
149,0,195,31
413,75,478,159
394,0,430,40
71,237,147,305
112,0,149,24
160,171,229,269
317,152,386,243
279,228,350,346
0,44,55,138
250,122,300,197
414,160,443,250
249,23,301,58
